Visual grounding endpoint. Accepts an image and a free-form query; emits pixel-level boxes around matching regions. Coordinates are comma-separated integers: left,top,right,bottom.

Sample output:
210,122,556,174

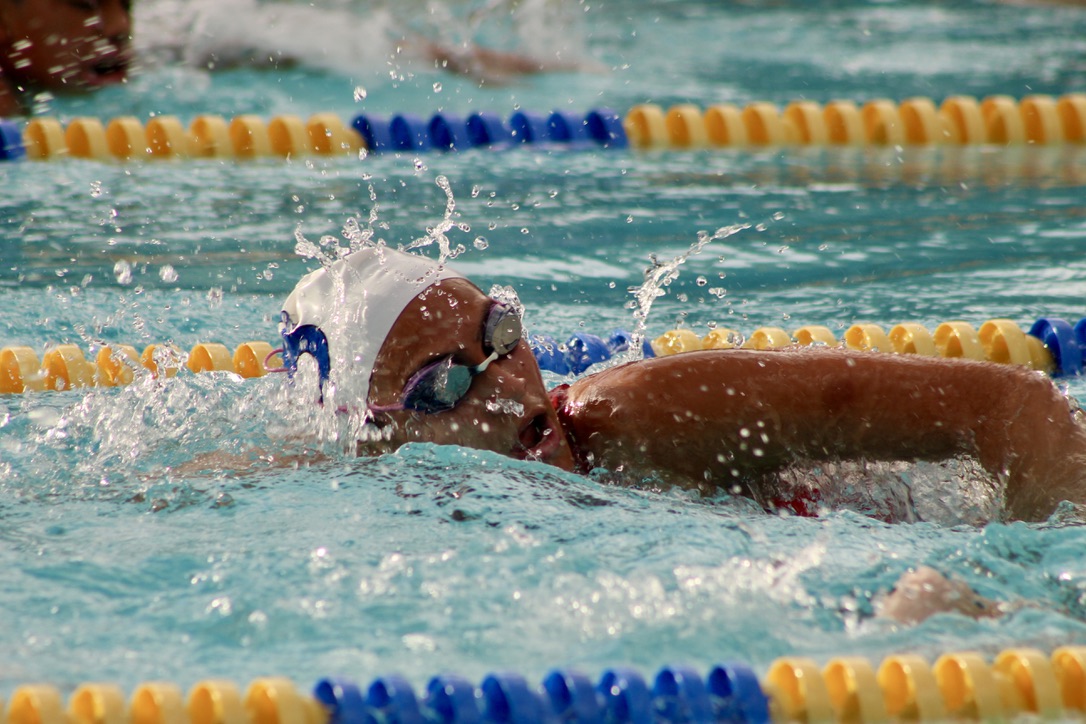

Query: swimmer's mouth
514,413,558,462
89,55,129,84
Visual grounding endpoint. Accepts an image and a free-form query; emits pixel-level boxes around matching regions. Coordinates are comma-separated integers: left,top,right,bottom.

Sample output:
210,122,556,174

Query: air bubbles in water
473,236,489,250
114,260,133,285
159,265,178,283
696,276,707,286
207,287,224,308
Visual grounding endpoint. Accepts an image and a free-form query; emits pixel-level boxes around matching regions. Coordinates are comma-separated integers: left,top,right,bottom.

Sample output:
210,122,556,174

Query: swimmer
135,2,601,87
0,0,132,117
278,247,1086,523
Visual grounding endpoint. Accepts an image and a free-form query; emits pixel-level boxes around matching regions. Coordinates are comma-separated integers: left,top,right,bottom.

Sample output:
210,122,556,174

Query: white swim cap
279,246,463,405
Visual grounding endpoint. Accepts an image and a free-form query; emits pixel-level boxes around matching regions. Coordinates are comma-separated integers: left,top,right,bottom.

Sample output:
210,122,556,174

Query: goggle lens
375,302,523,415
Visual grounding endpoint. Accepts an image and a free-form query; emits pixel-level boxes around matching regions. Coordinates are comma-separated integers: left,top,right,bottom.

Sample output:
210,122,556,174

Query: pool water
3,0,1086,699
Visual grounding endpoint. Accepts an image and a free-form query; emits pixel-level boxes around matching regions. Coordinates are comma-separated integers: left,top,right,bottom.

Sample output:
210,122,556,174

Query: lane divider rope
2,315,1082,395
533,316,1086,377
3,647,1086,724
2,94,1083,162
0,341,281,394
625,93,1086,149
0,108,624,162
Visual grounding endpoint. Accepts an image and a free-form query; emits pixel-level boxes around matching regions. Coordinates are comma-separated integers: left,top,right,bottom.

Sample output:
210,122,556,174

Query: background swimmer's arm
557,348,1086,520
875,566,1003,624
399,35,602,85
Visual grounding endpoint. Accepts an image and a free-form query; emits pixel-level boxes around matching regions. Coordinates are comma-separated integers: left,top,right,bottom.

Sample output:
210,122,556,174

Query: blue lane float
389,114,431,151
467,112,514,147
653,665,714,724
598,668,655,724
429,114,469,151
348,108,628,154
548,111,591,143
509,111,553,144
352,115,393,153
542,669,603,724
1029,317,1083,376
481,673,546,724
313,662,769,724
0,119,25,161
367,675,426,724
313,677,372,724
426,675,482,724
530,329,655,376
585,108,628,148
706,663,772,724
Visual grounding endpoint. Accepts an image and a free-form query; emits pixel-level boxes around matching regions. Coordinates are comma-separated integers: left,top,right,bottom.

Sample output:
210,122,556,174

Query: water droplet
772,211,785,221
432,82,442,93
89,181,103,198
696,276,707,286
353,86,367,101
113,260,132,285
159,264,178,283
473,236,489,250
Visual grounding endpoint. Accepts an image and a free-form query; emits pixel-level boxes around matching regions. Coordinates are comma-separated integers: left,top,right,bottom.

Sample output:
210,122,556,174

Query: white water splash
620,222,751,363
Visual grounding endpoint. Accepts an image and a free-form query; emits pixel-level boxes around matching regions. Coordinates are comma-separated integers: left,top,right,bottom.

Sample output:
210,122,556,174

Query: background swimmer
279,247,1086,524
134,0,600,85
0,0,132,116
0,0,597,116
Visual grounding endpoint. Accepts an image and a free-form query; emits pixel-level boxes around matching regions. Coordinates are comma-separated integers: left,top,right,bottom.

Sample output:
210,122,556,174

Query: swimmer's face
0,0,132,92
361,278,576,470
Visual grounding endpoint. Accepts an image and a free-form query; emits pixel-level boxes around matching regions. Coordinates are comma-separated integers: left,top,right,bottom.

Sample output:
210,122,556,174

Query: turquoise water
3,0,1086,697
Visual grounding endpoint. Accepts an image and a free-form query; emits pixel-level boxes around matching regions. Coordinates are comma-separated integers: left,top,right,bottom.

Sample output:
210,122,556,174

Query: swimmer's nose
97,1,133,44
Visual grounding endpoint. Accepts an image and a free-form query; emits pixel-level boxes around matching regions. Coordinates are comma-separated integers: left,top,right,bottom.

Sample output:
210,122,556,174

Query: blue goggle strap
280,323,331,400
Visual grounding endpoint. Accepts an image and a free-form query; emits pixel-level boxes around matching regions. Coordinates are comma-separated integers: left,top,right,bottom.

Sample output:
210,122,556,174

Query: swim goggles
273,302,522,413
369,302,523,414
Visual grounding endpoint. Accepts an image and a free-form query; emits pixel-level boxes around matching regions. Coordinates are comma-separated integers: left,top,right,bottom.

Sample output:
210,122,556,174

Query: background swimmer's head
0,0,132,93
279,246,461,408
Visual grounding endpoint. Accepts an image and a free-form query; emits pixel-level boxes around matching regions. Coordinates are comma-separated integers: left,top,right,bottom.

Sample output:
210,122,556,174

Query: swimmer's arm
557,348,1086,520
